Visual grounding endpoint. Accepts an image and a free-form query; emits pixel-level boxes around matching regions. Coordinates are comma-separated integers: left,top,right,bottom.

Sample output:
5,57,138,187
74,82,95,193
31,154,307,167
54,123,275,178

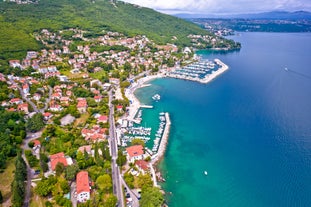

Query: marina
120,108,169,156
167,58,229,83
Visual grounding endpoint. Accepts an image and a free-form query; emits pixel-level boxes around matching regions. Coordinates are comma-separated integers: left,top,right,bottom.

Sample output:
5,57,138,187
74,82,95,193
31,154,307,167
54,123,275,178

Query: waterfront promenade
125,73,163,121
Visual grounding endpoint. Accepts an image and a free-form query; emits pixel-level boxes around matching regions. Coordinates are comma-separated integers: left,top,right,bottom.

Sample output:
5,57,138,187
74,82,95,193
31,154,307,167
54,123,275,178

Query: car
34,170,40,175
125,193,130,198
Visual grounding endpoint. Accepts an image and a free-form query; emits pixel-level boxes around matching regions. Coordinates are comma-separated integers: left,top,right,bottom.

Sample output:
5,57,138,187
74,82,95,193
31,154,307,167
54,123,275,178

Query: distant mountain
231,11,311,20
174,11,311,20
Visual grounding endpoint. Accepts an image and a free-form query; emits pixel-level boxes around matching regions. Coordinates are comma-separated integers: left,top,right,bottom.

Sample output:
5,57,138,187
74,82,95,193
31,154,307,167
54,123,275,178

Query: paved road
18,85,52,113
40,86,52,113
18,86,39,113
108,90,124,207
121,177,140,207
22,131,42,207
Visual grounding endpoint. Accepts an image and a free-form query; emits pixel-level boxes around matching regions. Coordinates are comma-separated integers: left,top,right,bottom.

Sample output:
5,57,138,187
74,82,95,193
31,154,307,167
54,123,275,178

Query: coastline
125,73,164,121
124,58,229,186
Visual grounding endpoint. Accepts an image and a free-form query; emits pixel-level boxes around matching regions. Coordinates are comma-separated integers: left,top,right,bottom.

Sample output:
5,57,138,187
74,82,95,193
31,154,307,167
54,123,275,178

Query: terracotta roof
43,112,52,117
10,98,22,104
18,103,28,110
97,115,108,122
135,160,149,171
50,152,68,171
77,100,87,108
90,133,104,141
126,145,144,158
33,140,41,147
76,171,90,194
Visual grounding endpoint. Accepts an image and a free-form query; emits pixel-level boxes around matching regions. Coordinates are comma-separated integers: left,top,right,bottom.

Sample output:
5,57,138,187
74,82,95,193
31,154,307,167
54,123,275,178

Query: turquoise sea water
135,32,311,207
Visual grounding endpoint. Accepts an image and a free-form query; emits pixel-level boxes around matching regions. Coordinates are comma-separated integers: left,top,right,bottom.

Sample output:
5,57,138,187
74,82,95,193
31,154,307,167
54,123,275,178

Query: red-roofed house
22,84,30,94
33,140,41,148
50,104,63,112
51,93,62,100
76,171,90,203
94,96,102,103
90,133,105,142
49,152,68,171
135,160,150,174
9,60,21,68
77,99,88,113
32,140,41,153
43,112,53,121
17,103,29,114
116,105,123,112
10,98,23,105
97,115,108,123
60,96,70,105
126,145,145,163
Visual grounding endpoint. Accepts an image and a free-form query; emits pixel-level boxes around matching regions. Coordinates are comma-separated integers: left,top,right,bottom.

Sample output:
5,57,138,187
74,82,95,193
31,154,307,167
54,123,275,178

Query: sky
121,0,311,15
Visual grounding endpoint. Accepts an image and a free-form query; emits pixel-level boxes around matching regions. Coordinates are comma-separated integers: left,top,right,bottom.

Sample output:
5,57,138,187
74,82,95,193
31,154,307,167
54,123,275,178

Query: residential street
109,90,124,207
22,131,42,207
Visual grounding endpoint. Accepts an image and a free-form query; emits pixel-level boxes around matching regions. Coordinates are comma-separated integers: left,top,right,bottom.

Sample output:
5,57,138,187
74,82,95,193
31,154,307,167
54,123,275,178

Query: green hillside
0,0,238,60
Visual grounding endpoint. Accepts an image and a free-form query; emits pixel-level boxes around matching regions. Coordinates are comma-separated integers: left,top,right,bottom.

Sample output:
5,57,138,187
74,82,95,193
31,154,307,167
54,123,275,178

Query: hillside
0,0,239,61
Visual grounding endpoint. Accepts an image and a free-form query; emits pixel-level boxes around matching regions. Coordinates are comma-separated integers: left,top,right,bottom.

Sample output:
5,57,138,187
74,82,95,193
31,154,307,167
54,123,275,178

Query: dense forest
0,0,219,61
0,109,26,169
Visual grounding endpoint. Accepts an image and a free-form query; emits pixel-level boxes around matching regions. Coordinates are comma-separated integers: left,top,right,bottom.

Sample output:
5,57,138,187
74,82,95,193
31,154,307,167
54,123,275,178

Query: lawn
30,194,46,207
74,112,90,127
0,158,15,207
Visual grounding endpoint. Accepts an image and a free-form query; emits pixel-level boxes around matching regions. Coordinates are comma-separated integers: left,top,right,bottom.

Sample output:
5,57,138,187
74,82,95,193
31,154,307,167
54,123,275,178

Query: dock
141,105,153,108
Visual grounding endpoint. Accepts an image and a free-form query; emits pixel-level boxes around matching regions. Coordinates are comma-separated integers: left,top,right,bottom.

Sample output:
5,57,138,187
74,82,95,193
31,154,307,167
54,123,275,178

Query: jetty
151,112,171,164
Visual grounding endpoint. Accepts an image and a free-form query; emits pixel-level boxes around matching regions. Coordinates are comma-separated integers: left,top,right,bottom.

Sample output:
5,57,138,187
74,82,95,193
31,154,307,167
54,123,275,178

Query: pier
151,113,171,164
141,105,154,108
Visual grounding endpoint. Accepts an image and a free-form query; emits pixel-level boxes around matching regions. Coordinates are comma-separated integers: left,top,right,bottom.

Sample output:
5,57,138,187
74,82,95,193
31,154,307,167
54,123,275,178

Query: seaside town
0,27,228,207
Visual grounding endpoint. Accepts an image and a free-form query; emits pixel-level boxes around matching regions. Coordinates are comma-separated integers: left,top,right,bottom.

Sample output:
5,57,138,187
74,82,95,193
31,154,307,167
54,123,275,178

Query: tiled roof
126,145,144,158
50,152,68,171
76,171,90,194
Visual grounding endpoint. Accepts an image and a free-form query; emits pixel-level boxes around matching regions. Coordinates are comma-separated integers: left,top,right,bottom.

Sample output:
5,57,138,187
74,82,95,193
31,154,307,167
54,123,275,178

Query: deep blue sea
135,32,311,207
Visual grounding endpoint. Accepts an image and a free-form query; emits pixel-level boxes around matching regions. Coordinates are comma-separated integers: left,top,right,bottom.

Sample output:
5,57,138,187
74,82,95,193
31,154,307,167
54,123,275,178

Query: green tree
26,113,45,132
35,177,57,197
96,174,112,193
103,194,117,207
123,62,132,71
123,173,134,189
55,162,65,176
116,150,126,166
11,152,27,207
140,187,164,207
65,164,79,181
137,174,153,189
131,139,145,147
